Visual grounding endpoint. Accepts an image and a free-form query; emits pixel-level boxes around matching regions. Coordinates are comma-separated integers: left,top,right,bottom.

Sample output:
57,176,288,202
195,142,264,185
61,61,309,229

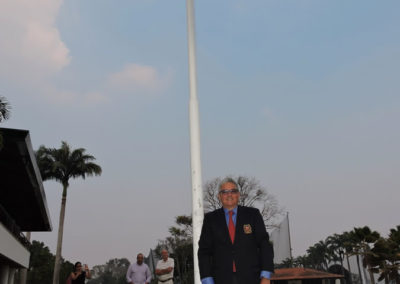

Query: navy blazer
198,206,274,284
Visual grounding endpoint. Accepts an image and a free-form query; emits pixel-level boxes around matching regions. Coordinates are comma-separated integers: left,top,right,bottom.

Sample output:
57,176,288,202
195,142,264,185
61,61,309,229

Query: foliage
0,96,11,123
155,215,194,284
203,175,283,228
87,258,130,284
281,225,400,284
27,240,73,284
370,226,400,283
0,96,11,150
36,141,102,188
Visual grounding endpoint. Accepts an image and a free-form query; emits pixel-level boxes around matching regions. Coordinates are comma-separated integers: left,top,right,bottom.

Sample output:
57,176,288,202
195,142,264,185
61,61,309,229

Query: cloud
0,0,70,82
107,64,172,95
0,0,107,106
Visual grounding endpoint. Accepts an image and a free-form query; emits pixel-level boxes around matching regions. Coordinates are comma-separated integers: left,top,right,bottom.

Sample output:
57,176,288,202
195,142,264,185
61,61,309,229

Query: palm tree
307,240,330,271
351,226,380,284
372,226,400,284
326,234,346,275
341,231,355,280
36,141,102,284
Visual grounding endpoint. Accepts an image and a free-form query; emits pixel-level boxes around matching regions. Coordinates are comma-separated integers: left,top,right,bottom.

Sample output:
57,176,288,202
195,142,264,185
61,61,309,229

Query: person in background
126,253,152,284
70,262,91,284
155,249,174,284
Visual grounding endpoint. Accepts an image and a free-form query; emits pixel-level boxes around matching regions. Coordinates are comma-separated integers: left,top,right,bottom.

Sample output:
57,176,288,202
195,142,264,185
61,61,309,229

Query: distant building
0,128,52,284
271,267,344,284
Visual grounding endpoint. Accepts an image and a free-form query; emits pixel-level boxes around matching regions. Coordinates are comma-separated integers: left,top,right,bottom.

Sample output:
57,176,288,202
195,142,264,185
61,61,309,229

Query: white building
0,128,52,284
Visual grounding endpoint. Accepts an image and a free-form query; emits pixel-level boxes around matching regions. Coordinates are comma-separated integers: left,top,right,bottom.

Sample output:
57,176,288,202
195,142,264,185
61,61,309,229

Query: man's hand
260,278,270,284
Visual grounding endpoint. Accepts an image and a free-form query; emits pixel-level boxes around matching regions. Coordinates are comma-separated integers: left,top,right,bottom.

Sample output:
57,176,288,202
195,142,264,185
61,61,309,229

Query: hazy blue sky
1,0,399,266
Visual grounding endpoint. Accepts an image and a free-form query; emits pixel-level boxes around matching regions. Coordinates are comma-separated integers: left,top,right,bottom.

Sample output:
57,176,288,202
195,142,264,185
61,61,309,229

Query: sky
1,0,400,267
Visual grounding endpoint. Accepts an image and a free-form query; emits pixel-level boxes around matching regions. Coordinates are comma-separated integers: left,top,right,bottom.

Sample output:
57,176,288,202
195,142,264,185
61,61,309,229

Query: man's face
218,182,240,210
161,250,168,261
137,254,144,265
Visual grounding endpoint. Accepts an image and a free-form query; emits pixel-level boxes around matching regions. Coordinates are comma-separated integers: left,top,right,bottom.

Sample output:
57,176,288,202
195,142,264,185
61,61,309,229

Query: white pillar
0,265,10,284
19,232,30,284
335,279,341,284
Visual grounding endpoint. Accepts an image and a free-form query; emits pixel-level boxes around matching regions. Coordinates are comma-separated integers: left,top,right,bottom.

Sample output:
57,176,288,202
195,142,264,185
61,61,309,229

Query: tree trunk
52,185,68,284
175,254,182,284
361,246,375,284
346,254,352,274
384,275,389,284
345,255,352,284
356,255,363,284
340,257,344,275
367,266,375,284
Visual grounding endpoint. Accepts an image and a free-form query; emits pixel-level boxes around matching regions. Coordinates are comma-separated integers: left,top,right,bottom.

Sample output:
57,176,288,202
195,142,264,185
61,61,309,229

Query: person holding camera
70,262,91,284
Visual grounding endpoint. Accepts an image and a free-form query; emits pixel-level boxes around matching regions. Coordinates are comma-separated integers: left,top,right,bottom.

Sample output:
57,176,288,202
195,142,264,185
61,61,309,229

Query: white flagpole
186,1,203,284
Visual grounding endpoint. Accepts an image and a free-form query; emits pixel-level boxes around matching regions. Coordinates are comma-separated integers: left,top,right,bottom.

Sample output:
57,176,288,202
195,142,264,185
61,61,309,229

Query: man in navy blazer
198,178,274,284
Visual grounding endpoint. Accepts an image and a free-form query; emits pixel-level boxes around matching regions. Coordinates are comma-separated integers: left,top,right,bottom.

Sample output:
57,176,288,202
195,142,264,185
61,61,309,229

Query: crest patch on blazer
243,224,252,234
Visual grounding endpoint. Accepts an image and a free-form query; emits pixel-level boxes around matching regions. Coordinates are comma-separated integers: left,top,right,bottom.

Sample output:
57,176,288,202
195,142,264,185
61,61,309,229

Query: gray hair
219,177,239,190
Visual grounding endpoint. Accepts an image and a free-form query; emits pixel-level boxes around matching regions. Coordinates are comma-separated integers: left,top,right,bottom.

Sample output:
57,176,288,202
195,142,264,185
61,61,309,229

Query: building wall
0,223,30,268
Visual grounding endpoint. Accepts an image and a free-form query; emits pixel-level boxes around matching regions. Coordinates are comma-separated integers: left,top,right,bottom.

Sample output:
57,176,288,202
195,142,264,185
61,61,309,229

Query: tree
203,176,283,229
156,215,194,284
36,141,102,284
0,96,10,123
371,226,400,283
350,226,380,284
0,96,11,149
386,225,400,283
306,240,330,271
27,240,73,284
341,231,355,277
87,258,130,284
326,234,346,275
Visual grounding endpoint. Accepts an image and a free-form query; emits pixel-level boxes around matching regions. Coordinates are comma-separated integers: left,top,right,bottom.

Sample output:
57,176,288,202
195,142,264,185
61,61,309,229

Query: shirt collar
223,206,238,215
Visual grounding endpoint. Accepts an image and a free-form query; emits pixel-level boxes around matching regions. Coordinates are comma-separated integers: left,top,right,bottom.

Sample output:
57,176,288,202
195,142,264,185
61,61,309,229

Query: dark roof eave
22,131,52,231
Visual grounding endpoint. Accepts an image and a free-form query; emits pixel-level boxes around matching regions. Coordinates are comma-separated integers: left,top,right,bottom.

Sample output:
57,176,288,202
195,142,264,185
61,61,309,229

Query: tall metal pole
186,1,203,284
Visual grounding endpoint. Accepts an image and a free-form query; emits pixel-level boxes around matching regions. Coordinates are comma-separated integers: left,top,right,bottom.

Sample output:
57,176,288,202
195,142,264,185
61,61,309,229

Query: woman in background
70,262,91,284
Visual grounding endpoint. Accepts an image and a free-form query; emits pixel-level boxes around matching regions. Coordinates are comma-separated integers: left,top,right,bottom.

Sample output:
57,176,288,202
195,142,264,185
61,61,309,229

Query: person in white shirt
155,249,174,284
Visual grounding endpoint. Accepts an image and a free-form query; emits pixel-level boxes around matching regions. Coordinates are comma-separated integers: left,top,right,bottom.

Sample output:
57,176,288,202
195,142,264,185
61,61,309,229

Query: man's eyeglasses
219,189,239,195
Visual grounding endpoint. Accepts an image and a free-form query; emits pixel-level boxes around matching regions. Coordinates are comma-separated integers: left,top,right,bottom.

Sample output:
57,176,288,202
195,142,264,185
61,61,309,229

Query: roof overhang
0,127,52,231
